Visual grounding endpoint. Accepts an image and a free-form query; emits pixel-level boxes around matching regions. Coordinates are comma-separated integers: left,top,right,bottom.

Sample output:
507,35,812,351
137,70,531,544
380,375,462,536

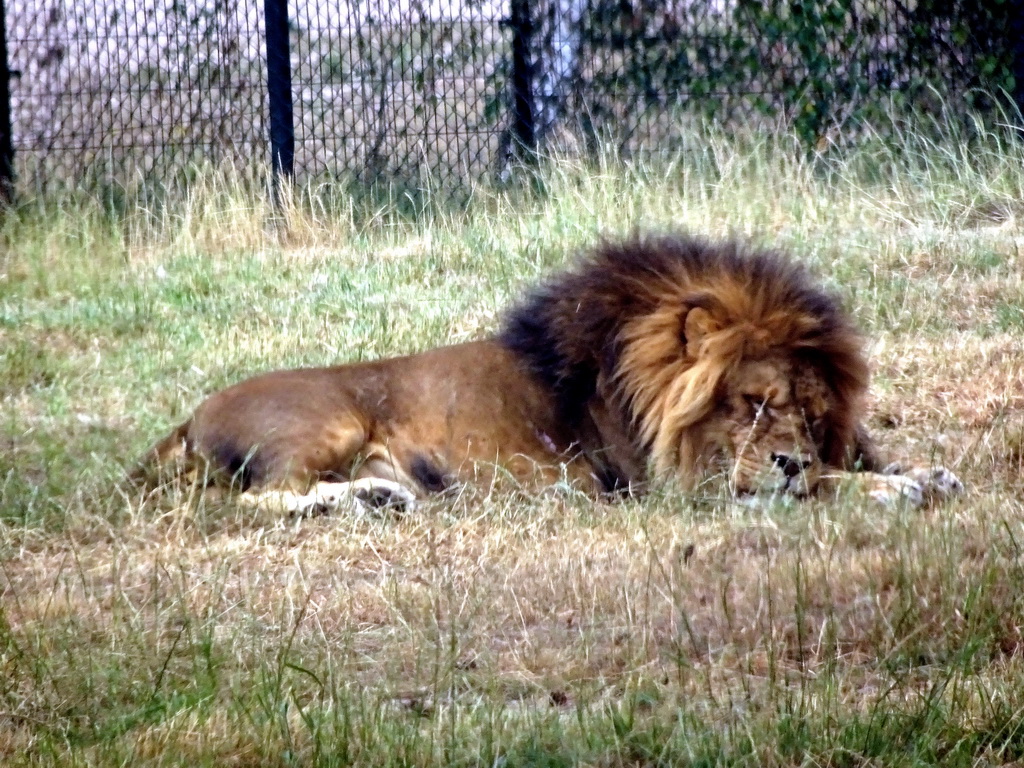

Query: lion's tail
127,421,194,489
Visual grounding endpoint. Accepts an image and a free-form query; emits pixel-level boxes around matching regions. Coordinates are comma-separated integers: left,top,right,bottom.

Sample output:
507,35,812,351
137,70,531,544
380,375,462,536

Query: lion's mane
499,234,871,481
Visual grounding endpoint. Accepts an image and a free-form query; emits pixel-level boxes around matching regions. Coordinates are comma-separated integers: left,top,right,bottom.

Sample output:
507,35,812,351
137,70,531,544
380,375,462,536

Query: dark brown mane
499,233,870,471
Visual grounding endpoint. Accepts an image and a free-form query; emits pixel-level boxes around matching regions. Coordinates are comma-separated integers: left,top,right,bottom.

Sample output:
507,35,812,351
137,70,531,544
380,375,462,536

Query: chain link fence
3,0,1021,201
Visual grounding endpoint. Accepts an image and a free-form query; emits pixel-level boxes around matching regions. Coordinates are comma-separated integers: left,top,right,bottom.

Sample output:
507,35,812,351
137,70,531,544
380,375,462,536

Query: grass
2,118,1024,765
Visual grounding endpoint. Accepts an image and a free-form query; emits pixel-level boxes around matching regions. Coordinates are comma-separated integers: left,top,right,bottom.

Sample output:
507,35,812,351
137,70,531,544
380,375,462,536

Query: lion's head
663,337,836,496
501,234,870,497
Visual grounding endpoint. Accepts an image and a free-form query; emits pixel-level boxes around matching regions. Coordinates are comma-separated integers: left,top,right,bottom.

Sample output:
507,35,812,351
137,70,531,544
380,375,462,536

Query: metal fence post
1008,4,1024,122
0,0,15,205
508,0,536,159
264,0,294,187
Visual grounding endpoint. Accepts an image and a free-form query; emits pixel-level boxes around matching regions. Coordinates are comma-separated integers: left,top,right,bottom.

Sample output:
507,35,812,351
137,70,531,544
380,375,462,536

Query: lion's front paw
867,473,926,508
902,466,964,502
865,466,964,508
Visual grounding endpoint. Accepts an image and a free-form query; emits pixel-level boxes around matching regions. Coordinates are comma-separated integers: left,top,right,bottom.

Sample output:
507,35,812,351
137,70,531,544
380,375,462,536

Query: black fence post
508,0,536,160
0,0,15,205
1008,4,1024,123
264,0,294,189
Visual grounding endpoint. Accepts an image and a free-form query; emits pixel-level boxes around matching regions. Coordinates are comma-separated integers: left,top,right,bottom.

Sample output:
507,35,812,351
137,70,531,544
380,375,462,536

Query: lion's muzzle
730,446,822,497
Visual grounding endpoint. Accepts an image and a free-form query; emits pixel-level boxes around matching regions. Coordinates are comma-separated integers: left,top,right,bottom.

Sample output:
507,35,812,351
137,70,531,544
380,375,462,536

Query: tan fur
132,341,607,498
132,234,962,510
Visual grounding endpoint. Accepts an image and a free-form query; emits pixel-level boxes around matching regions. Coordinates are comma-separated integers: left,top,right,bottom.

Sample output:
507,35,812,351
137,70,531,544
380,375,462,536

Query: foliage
578,0,1019,149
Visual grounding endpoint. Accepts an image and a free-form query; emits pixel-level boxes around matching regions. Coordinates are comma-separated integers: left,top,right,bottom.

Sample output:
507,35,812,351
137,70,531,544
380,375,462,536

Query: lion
131,234,962,514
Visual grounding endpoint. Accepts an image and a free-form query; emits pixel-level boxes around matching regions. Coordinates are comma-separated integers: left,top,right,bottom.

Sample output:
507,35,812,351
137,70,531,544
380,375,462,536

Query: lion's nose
771,452,809,478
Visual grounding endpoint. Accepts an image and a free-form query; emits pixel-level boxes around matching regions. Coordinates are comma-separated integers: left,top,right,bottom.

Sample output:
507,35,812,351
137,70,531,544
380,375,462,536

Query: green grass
1,119,1024,765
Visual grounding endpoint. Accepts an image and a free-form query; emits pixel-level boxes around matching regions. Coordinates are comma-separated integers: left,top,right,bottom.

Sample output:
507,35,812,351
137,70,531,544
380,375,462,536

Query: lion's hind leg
236,422,421,516
236,478,418,517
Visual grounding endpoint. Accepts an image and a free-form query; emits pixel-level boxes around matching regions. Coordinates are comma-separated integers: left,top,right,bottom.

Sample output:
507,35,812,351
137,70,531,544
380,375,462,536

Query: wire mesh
2,1,1017,200
288,0,507,191
7,0,268,195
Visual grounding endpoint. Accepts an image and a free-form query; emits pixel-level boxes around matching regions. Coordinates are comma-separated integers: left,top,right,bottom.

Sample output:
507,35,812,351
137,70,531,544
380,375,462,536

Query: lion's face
707,356,831,496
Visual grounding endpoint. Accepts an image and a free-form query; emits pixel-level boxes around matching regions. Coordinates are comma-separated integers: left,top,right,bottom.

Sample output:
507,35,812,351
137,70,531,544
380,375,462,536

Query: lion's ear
683,306,718,358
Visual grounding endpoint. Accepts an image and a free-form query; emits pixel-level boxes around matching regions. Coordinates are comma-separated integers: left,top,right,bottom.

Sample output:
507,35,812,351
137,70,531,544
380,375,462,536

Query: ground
1,125,1023,765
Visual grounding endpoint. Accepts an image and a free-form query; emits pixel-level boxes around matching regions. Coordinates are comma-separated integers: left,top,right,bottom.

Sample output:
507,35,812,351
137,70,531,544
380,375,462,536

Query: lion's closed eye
743,394,768,417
